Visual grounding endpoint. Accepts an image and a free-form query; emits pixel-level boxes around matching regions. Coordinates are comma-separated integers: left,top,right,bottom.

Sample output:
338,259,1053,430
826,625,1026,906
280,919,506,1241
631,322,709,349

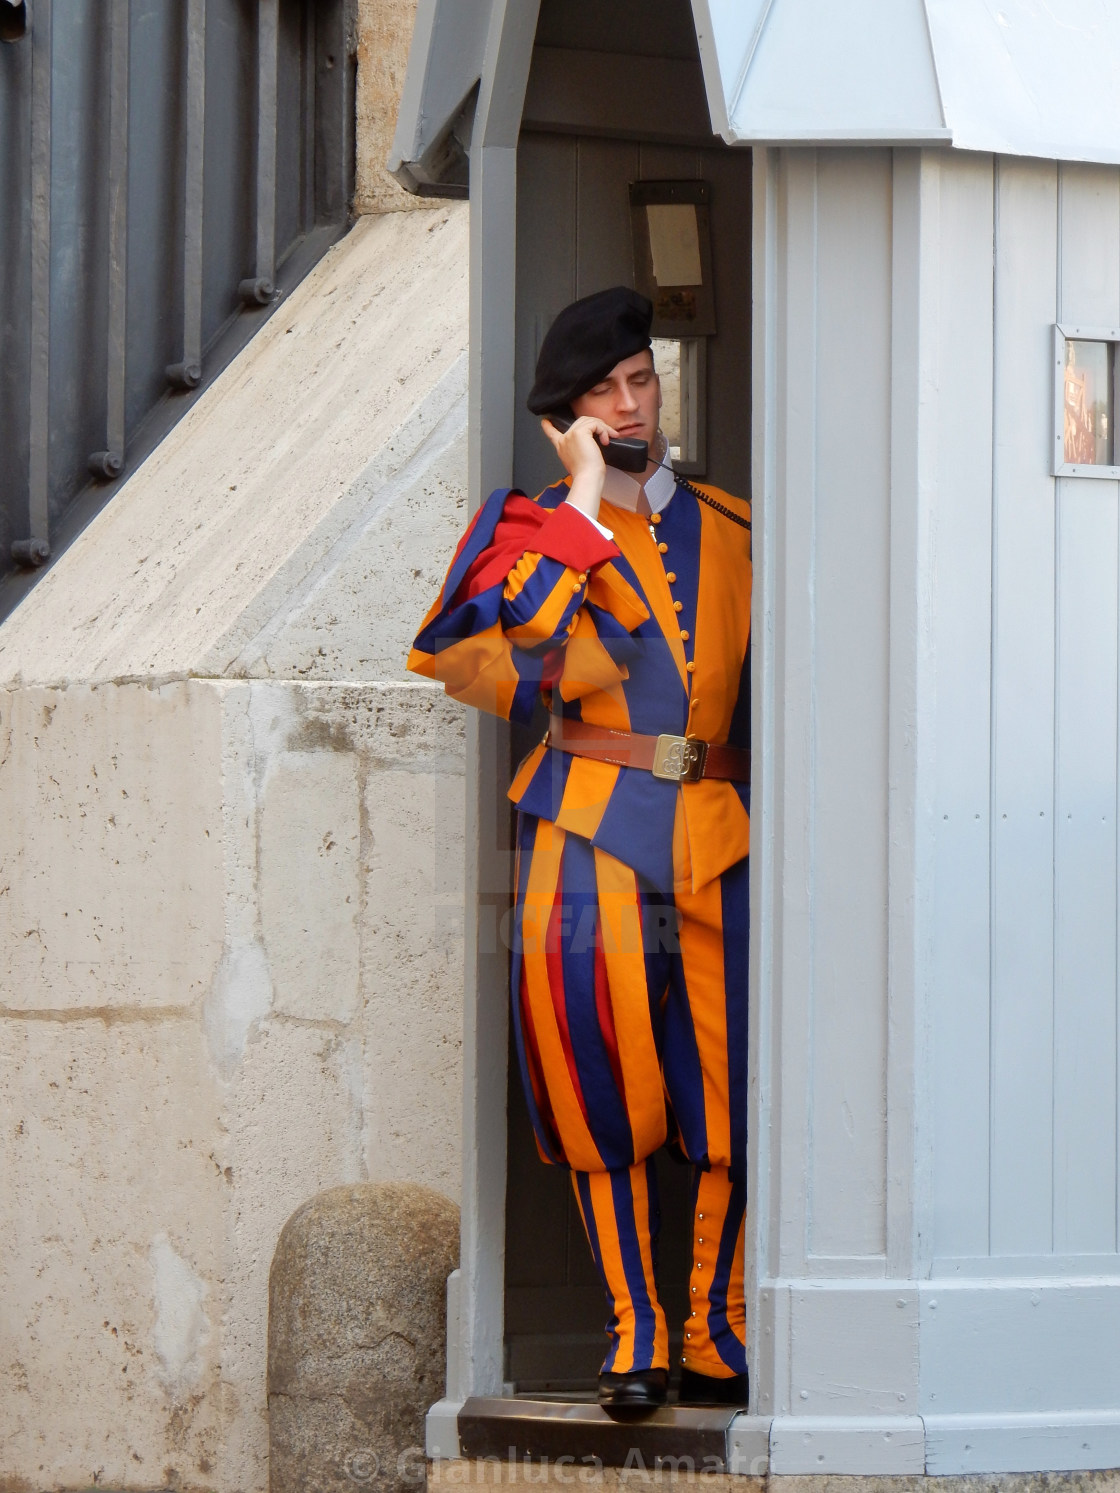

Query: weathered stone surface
231,409,467,682
355,0,442,215
260,750,362,1023
0,680,465,1492
363,767,465,1200
0,1014,226,1489
0,681,225,1012
268,1182,460,1493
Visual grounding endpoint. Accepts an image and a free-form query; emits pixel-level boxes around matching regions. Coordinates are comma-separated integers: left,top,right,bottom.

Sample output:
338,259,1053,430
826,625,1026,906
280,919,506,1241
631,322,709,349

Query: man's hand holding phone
543,412,649,473
541,412,614,524
543,412,651,526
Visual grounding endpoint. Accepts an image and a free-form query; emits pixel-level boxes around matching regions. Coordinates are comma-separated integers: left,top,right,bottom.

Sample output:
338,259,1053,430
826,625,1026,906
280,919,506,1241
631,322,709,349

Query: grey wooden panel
574,137,640,297
920,1279,1120,1415
885,148,924,1278
787,1284,919,1416
1053,161,1120,1254
701,147,753,498
535,0,701,60
769,148,820,1278
928,152,996,1259
459,1,542,1402
523,48,713,144
514,132,577,498
807,149,893,1261
987,156,1058,1257
639,143,702,181
749,148,779,1395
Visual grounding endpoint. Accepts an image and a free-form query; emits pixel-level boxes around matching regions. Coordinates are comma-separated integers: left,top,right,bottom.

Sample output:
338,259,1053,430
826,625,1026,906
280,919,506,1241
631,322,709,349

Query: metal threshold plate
458,1396,739,1470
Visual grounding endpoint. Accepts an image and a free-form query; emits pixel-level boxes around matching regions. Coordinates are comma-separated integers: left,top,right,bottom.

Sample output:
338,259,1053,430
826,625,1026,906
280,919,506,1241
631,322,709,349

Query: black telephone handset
545,411,649,474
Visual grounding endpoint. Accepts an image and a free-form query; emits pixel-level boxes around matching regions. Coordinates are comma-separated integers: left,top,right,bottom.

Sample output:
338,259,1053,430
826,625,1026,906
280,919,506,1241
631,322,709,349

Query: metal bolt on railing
165,361,202,390
238,276,275,307
88,450,123,481
11,538,50,567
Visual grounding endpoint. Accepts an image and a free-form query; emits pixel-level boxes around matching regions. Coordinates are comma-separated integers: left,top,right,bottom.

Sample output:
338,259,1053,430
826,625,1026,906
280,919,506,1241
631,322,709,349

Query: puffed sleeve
407,488,648,722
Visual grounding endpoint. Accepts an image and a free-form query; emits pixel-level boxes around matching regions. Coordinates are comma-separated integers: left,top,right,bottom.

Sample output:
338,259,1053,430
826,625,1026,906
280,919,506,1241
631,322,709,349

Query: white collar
600,431,677,514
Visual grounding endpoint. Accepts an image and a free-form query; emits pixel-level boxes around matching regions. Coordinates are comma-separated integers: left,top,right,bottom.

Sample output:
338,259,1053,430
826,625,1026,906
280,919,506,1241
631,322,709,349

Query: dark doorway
503,0,753,1395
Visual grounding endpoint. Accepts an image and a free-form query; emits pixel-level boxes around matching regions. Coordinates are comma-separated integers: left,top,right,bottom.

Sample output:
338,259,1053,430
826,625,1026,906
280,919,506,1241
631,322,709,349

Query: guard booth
393,0,1120,1476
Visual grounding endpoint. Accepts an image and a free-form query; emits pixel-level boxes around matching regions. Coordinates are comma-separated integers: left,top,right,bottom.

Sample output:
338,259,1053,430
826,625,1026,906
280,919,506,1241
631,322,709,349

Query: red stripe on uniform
594,934,626,1099
545,868,590,1124
453,496,551,603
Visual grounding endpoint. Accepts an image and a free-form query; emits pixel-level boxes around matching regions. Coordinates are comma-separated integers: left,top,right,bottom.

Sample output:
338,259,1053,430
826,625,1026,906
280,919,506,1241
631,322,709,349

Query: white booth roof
695,0,1120,163
393,0,1120,186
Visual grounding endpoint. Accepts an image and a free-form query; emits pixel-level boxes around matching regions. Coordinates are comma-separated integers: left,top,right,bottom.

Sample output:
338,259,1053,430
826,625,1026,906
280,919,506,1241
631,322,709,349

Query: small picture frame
630,180,716,340
1053,324,1120,479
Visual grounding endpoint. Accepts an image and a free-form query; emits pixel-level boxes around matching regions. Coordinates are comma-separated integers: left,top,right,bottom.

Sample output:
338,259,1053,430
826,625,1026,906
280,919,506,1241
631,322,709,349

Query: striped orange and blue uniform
409,477,751,1378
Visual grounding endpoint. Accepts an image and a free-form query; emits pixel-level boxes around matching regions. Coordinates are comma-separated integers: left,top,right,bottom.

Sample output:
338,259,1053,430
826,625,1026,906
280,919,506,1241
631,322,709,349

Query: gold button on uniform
673,600,683,613
651,512,661,525
681,631,690,642
571,582,582,594
666,571,677,583
658,541,668,554
686,661,695,673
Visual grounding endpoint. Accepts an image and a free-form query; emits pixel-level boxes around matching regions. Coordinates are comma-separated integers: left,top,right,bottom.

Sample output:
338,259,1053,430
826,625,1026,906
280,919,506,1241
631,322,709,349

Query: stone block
363,767,464,1200
260,751,362,1023
0,1014,226,1489
268,1182,460,1493
0,681,224,1011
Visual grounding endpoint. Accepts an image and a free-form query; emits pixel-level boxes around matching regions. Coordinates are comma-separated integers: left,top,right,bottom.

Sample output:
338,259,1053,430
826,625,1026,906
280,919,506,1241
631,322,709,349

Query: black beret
527,286,653,416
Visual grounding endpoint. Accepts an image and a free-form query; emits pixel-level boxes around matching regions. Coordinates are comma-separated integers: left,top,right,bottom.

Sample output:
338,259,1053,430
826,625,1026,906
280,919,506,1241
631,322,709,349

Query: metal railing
0,0,355,616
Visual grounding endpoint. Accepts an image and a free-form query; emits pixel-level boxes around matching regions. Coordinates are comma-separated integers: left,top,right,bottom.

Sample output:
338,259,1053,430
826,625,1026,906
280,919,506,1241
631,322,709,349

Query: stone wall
0,205,470,1492
1,679,464,1490
355,0,444,214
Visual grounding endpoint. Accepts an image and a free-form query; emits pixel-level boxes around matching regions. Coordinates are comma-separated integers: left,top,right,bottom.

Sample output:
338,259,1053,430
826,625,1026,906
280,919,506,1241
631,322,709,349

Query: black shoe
677,1366,749,1407
598,1367,669,1412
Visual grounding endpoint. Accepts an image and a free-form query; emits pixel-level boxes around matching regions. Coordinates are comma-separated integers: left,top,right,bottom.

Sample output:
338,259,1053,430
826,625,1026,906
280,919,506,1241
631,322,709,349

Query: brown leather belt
547,716,750,785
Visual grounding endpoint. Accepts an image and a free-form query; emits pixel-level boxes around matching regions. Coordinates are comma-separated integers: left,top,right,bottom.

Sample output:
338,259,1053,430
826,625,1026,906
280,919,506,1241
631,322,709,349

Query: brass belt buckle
652,734,707,783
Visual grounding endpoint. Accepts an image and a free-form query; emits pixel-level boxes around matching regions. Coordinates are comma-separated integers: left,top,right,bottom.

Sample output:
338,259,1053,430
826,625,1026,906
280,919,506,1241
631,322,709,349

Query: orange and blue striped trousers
510,812,748,1378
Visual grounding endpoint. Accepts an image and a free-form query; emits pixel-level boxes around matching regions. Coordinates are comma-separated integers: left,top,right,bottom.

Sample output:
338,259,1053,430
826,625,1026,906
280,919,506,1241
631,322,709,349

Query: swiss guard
408,287,752,1412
